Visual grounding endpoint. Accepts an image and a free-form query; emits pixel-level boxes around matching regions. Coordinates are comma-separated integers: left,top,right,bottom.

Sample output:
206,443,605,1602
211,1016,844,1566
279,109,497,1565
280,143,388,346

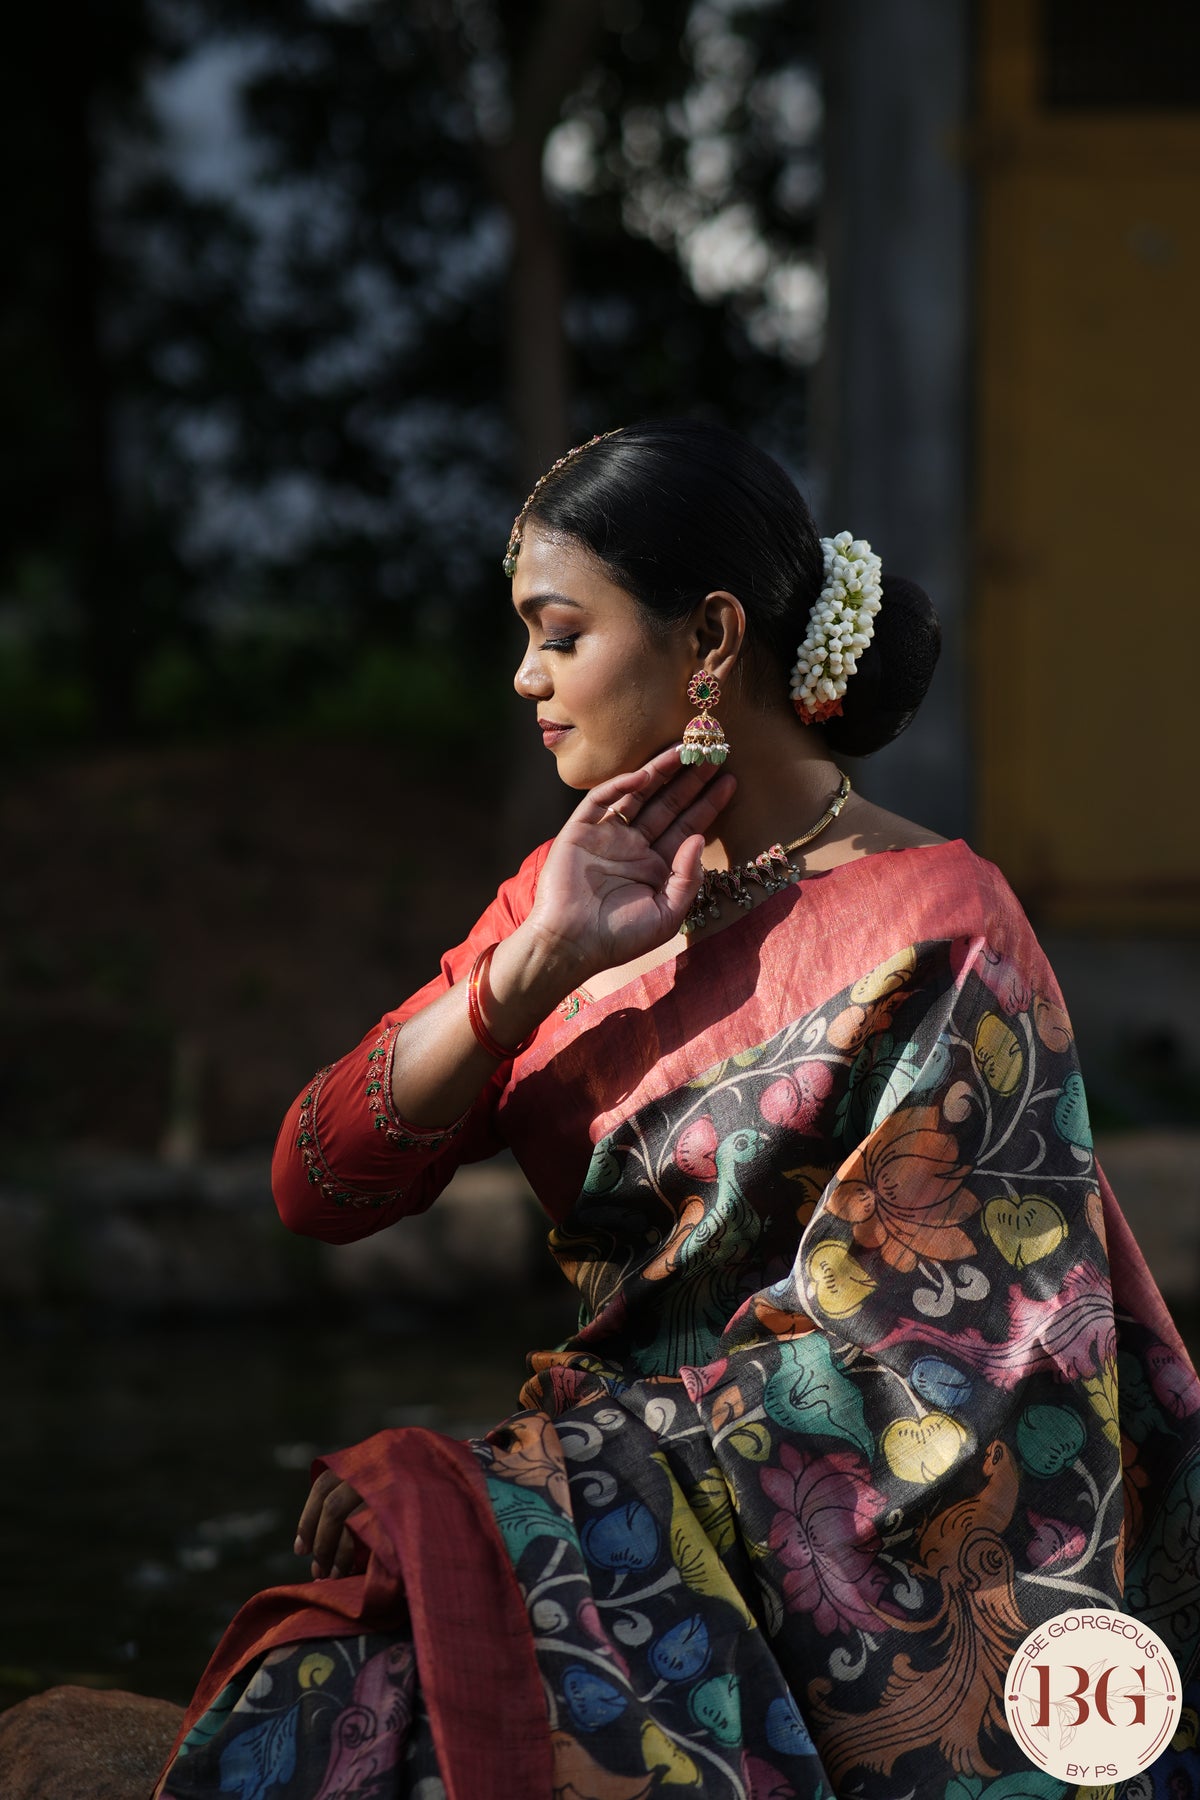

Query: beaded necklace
682,772,852,935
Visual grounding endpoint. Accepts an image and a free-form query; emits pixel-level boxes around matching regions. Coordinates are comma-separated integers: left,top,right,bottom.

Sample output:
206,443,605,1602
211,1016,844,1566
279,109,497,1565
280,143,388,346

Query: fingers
659,833,707,928
578,744,699,827
638,767,735,857
294,1468,339,1554
295,1470,364,1579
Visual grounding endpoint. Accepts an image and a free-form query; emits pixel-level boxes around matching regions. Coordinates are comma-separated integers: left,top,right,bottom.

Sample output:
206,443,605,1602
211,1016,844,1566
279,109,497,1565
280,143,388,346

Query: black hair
522,417,940,758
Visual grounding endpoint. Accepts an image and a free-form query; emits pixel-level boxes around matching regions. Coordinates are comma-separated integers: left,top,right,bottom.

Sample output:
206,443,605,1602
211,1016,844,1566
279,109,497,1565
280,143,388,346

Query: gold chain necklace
682,771,852,935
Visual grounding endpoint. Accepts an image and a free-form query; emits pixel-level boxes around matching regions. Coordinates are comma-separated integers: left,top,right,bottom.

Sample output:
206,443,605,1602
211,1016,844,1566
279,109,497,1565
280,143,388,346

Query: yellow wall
976,0,1200,929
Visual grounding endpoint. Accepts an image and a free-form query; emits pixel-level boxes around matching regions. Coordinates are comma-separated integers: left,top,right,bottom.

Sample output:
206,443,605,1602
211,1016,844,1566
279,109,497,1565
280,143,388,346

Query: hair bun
821,574,941,758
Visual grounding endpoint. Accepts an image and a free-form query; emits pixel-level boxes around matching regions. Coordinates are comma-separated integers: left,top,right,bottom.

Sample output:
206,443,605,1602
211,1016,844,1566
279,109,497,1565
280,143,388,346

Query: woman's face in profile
510,520,694,790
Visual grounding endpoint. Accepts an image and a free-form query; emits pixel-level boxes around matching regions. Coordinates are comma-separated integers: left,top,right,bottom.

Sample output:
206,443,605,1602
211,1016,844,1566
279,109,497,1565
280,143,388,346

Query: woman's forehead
511,522,629,611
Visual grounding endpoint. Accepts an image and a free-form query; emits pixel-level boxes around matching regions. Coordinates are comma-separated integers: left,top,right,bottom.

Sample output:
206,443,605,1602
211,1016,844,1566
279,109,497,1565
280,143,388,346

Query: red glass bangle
466,944,534,1060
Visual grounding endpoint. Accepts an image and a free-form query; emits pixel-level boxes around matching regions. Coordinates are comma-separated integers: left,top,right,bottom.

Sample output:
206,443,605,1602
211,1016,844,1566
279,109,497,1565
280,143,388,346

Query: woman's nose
513,649,551,700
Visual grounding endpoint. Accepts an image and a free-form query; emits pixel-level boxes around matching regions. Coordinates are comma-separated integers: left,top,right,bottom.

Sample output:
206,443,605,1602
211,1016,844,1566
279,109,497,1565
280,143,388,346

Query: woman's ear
696,590,747,685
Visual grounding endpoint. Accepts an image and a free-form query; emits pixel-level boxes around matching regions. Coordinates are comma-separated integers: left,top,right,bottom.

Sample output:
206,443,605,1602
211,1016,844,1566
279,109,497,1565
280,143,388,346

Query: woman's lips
539,720,573,748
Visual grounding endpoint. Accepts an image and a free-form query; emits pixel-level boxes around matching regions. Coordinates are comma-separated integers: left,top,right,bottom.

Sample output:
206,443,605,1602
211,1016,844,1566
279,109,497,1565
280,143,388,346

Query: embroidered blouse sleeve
272,840,553,1243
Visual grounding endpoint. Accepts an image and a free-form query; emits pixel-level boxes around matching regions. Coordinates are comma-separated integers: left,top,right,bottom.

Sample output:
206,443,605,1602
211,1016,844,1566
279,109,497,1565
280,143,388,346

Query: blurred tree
0,0,821,743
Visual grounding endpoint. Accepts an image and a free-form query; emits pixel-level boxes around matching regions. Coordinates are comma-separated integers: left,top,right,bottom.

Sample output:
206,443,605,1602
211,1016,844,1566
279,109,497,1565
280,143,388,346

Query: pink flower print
675,1116,718,1181
759,1062,836,1135
680,1358,729,1403
1026,1511,1086,1568
761,1445,889,1636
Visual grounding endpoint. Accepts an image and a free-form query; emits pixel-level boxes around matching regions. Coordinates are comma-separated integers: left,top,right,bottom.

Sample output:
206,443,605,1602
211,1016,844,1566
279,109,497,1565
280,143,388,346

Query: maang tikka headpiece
503,428,625,578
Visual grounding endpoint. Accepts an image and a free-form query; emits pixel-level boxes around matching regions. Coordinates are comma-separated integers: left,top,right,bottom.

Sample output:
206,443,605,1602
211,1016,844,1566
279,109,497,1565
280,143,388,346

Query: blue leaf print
217,1703,299,1800
765,1691,817,1758
561,1665,628,1731
581,1501,660,1572
910,1356,974,1414
649,1615,711,1682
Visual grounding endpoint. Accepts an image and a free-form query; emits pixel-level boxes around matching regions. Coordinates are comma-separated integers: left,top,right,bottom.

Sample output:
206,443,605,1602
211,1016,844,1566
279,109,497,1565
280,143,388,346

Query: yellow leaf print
981,1194,1068,1268
1083,1358,1121,1448
851,945,917,1005
881,1412,967,1483
727,1420,772,1462
641,1720,701,1786
806,1239,877,1318
690,1468,737,1555
649,1455,754,1625
298,1653,335,1689
1172,1705,1199,1750
974,1013,1024,1096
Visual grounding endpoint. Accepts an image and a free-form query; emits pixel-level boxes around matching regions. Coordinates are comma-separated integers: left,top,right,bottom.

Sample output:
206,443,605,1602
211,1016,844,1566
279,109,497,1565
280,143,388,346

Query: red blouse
271,840,552,1244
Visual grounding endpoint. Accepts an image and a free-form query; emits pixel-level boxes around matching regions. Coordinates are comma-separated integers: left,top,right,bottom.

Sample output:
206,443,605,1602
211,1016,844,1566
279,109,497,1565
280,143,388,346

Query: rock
0,1686,185,1800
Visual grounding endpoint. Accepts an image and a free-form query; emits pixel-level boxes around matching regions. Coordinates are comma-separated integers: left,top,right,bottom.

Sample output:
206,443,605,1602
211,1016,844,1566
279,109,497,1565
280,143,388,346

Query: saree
158,840,1200,1800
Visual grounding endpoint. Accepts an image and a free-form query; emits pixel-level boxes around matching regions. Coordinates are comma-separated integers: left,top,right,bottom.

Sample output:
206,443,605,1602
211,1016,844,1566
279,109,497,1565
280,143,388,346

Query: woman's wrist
485,920,588,1039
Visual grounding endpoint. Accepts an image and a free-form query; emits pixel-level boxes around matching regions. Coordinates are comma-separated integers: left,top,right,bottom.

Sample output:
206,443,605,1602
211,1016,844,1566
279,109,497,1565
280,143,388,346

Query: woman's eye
540,633,579,653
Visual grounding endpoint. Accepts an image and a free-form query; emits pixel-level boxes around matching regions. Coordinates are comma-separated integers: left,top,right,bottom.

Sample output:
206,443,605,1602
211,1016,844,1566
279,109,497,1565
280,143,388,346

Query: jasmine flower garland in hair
790,531,883,724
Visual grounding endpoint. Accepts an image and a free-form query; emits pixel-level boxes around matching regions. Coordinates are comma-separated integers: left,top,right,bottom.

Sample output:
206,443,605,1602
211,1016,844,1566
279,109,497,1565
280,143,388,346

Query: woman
158,421,1200,1799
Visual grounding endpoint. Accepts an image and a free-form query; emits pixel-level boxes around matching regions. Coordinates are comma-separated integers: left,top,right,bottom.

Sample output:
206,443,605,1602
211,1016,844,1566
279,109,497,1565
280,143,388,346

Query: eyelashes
539,633,580,653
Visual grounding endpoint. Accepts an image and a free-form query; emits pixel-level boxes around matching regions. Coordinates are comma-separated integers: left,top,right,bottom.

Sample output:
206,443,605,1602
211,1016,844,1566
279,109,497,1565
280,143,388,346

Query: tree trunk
57,27,134,737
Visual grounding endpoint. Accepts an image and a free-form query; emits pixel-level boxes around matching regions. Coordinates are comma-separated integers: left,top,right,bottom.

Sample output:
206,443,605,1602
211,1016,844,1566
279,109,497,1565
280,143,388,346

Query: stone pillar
818,0,973,838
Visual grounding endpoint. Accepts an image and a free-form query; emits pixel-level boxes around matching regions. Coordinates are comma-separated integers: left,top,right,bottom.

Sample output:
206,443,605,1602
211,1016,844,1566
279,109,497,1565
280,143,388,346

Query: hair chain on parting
502,428,625,578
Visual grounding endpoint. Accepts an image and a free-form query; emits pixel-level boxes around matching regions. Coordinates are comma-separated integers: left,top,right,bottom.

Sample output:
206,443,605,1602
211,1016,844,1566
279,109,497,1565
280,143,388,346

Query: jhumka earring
678,670,730,765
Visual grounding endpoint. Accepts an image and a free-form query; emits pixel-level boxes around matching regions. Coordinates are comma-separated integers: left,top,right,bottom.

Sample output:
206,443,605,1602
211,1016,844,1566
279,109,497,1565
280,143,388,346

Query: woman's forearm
387,918,584,1128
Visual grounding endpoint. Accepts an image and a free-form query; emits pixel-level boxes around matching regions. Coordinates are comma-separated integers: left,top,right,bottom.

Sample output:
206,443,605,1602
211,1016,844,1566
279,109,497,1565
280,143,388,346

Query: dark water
4,1299,576,1712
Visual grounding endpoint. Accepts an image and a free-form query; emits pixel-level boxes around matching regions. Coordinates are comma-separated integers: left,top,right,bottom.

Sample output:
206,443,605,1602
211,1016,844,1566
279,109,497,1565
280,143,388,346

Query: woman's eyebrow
513,592,586,620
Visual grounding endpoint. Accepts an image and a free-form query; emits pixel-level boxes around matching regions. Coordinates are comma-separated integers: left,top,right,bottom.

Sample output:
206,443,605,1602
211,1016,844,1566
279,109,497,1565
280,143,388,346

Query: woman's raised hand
521,746,735,982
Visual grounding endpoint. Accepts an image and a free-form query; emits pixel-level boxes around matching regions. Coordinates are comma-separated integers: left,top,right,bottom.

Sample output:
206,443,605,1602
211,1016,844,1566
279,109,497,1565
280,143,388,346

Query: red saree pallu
158,841,1200,1799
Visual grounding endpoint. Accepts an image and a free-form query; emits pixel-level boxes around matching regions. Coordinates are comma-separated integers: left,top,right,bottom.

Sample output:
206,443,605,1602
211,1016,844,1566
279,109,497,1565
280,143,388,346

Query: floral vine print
472,936,1200,1797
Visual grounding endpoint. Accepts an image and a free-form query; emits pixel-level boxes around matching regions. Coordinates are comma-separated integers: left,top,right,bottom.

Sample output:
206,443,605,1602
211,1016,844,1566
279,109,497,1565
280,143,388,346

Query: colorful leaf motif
581,1501,660,1573
688,1673,742,1745
837,1032,924,1142
880,1413,966,1484
561,1665,629,1732
217,1703,299,1800
297,1653,334,1689
981,1195,1068,1269
973,1014,1023,1096
764,1692,816,1758
726,1420,773,1462
762,1335,873,1456
648,1615,710,1682
1083,1358,1121,1447
805,1239,876,1317
486,1479,575,1558
851,946,916,1004
689,1468,737,1554
1052,1072,1092,1149
177,1680,239,1755
1015,1404,1087,1478
1033,994,1073,1052
640,1720,701,1786
909,1356,974,1414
